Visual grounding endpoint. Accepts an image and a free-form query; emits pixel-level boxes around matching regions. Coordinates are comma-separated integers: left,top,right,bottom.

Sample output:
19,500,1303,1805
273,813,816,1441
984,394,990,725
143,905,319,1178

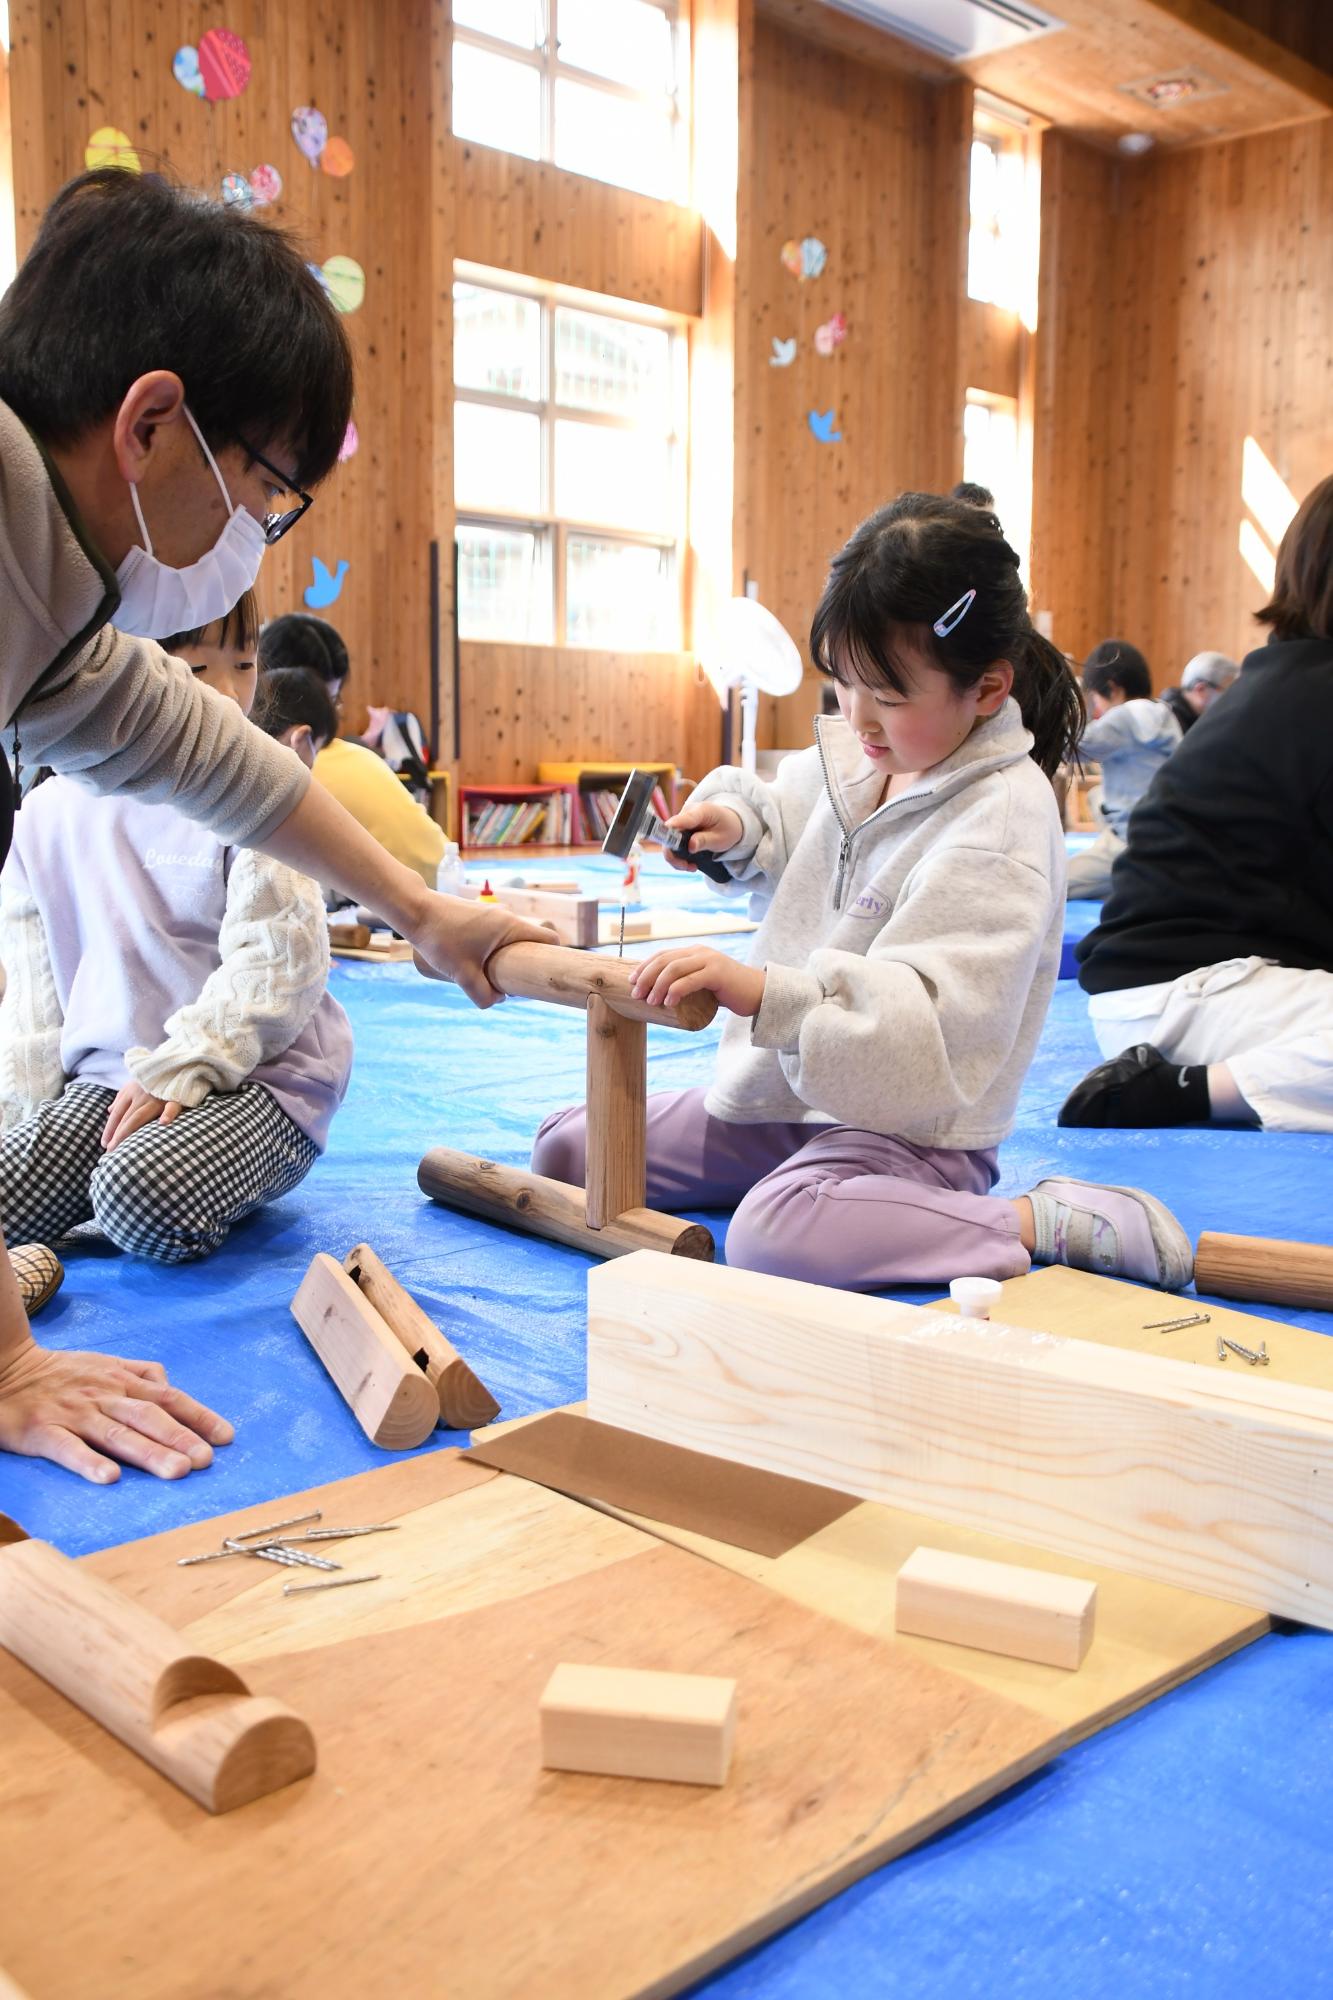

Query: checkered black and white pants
0,1080,318,1264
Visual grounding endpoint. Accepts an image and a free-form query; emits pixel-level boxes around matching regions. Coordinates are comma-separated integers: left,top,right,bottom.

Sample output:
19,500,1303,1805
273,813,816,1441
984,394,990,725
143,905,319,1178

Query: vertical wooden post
584,995,647,1229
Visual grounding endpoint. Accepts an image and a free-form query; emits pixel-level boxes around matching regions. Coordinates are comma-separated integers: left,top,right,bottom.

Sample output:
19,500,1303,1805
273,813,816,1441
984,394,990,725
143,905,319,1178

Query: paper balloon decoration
198,27,251,103
781,235,827,282
291,106,329,165
321,256,365,314
172,46,205,97
338,421,359,464
85,128,141,173
321,136,355,178
249,164,283,208
220,171,254,211
813,311,848,357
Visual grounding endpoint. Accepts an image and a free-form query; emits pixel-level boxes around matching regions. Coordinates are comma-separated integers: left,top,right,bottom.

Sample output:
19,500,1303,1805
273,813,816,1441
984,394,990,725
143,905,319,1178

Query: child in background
1065,640,1181,900
534,494,1194,1294
0,595,353,1262
256,665,340,772
259,613,445,890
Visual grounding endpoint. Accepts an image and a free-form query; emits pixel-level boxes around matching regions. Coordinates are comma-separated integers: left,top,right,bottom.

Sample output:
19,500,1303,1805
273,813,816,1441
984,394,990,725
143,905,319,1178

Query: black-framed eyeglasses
238,437,315,546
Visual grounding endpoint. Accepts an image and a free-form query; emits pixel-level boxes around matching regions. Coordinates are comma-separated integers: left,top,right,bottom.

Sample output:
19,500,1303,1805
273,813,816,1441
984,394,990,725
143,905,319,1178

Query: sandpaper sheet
464,1409,856,1557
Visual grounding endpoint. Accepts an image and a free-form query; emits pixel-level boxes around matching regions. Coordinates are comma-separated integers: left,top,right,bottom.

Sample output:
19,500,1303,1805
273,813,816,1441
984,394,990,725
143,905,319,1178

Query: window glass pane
554,308,671,424
453,0,544,49
557,0,675,95
454,284,543,400
452,42,541,159
457,523,551,643
963,393,1021,558
566,536,677,650
454,402,542,514
554,419,673,532
553,79,676,201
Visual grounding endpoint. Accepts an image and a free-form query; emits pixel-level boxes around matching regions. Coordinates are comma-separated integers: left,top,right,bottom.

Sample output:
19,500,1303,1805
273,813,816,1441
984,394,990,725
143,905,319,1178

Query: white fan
701,596,805,775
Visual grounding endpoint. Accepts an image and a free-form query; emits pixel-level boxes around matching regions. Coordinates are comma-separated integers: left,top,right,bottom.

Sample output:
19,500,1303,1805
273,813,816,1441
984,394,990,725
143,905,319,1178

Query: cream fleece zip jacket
0,396,307,844
692,702,1066,1149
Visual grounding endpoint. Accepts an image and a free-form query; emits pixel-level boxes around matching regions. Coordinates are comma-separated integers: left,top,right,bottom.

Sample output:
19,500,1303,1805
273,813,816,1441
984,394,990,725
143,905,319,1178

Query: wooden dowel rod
417,1151,713,1261
584,996,647,1230
1195,1231,1333,1312
416,941,716,1031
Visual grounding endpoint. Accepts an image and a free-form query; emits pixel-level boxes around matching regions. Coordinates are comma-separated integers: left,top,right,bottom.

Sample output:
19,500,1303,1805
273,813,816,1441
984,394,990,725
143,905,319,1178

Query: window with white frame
451,0,686,205
454,273,686,650
963,388,1029,579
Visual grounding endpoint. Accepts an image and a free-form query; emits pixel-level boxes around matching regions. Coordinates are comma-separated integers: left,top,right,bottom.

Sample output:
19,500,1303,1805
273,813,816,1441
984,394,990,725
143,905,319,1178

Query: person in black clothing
1061,473,1333,1132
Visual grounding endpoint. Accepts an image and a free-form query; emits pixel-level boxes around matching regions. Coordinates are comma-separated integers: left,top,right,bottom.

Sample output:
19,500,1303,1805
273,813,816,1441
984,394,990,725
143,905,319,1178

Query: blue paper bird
808,409,841,444
304,557,349,609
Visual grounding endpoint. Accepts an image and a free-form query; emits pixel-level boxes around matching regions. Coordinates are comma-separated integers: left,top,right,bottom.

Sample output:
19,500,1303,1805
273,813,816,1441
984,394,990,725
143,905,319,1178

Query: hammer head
601,769,660,861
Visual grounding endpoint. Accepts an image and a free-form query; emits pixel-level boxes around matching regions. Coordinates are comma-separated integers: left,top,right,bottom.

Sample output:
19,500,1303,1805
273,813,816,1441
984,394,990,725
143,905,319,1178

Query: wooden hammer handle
482,942,717,1031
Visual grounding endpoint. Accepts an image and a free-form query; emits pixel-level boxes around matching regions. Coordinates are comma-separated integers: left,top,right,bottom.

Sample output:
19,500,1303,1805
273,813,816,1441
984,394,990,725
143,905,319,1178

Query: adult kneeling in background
1062,475,1333,1134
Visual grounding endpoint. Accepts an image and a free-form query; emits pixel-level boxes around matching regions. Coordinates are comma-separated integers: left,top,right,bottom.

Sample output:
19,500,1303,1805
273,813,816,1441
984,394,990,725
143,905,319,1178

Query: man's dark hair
1082,639,1152,701
950,480,995,510
1257,473,1333,642
254,667,339,749
259,611,350,687
0,169,353,489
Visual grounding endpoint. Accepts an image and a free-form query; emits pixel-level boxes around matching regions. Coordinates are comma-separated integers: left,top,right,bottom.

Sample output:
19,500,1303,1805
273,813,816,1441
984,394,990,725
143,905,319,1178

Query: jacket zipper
815,726,934,910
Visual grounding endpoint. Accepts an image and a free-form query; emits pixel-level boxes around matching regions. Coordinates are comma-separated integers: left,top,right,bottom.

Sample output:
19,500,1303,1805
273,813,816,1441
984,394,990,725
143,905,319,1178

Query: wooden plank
539,1662,738,1785
597,907,758,944
491,885,600,949
584,996,647,1229
895,1548,1097,1671
0,1460,1061,2000
586,1252,1333,1626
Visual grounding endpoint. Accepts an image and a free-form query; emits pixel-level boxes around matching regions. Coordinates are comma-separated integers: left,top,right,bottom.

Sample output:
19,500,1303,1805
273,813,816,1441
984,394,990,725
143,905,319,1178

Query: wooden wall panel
454,141,702,317
458,644,718,786
1206,0,1333,76
8,0,448,740
738,19,967,746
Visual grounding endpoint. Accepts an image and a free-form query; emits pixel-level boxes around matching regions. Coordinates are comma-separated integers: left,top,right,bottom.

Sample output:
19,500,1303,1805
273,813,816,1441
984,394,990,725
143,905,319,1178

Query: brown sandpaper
464,1409,857,1557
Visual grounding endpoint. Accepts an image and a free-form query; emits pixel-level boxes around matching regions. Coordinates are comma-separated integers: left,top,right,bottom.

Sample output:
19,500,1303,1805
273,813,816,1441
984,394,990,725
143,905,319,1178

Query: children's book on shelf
463,788,574,847
579,783,671,844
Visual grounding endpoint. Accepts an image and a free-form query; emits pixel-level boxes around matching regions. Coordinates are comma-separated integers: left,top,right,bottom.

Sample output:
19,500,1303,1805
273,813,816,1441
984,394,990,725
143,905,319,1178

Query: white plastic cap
949,1276,1004,1320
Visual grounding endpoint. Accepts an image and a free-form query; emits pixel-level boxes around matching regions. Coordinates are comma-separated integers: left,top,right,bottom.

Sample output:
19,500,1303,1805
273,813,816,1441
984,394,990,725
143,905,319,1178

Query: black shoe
1058,1044,1211,1128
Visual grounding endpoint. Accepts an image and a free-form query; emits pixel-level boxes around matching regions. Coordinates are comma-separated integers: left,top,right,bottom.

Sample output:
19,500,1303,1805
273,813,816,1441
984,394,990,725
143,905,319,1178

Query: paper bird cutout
808,409,841,444
770,337,797,367
304,557,349,609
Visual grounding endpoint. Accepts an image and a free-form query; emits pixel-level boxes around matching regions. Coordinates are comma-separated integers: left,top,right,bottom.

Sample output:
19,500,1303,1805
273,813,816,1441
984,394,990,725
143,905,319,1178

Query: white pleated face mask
114,407,267,640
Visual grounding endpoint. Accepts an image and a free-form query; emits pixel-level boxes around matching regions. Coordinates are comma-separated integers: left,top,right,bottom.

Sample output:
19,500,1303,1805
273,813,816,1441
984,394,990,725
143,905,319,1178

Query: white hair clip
933,589,976,637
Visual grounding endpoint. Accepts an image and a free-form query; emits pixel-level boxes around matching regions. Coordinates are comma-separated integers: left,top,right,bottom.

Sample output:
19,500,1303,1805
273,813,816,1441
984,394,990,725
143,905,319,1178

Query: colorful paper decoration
84,128,141,173
198,27,251,103
172,46,206,97
304,557,349,610
220,172,254,212
249,164,283,207
321,255,365,314
814,312,848,357
338,421,359,464
770,337,797,367
808,408,841,444
291,106,329,165
321,136,355,178
781,235,827,282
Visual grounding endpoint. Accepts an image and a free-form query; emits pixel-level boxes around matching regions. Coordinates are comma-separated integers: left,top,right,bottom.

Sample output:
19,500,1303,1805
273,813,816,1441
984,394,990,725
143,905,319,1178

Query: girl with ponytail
532,493,1195,1294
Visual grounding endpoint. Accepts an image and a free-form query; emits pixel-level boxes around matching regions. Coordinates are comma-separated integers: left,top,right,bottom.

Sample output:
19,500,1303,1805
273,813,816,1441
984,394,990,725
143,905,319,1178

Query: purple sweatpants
531,1087,1030,1292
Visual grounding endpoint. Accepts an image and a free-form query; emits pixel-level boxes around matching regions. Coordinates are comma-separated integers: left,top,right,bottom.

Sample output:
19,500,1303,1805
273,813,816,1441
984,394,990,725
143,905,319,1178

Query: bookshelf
537,761,679,845
459,781,579,851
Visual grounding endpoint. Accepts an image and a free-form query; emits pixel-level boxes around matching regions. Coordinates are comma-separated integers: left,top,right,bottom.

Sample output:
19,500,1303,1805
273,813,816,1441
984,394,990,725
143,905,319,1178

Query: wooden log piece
417,1152,714,1261
895,1547,1097,1670
539,1661,737,1786
328,922,372,950
491,886,600,949
584,996,647,1229
0,1539,315,1813
1195,1231,1333,1313
416,940,717,1031
291,1254,440,1450
342,1243,500,1429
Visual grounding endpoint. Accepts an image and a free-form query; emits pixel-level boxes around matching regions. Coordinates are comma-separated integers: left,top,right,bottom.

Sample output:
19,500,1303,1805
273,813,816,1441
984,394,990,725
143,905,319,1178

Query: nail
282,1573,381,1596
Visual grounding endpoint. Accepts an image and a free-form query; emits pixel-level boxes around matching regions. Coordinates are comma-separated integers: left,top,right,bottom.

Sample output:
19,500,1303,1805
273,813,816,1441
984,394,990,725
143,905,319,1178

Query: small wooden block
492,885,600,948
328,922,372,949
617,914,655,939
291,1254,440,1451
895,1547,1097,1670
539,1662,737,1786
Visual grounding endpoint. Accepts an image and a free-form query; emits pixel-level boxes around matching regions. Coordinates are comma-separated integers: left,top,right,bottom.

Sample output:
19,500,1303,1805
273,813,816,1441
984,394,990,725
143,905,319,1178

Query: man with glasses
0,169,550,1486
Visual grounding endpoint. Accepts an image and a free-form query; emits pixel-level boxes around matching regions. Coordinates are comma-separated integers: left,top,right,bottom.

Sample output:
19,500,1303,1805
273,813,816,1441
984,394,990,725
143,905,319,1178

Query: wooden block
895,1548,1097,1670
585,1252,1333,1628
1195,1231,1333,1313
291,1254,440,1450
491,885,600,949
328,922,372,949
539,1661,737,1785
418,1152,714,1261
342,1244,500,1429
0,1539,315,1813
619,913,654,939
584,995,647,1228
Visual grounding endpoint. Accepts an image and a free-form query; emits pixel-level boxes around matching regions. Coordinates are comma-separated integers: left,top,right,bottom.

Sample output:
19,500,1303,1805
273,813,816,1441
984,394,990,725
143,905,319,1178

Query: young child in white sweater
0,594,353,1262
534,494,1195,1293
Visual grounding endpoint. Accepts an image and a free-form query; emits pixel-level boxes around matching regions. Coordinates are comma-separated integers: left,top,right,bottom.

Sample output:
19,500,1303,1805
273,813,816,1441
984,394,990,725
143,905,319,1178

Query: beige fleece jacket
692,703,1066,1150
0,396,307,844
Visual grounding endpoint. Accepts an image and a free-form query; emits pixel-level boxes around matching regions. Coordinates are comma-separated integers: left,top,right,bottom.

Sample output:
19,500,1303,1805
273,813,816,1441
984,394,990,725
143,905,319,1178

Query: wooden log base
342,1243,501,1429
1195,1231,1333,1313
418,1151,714,1262
291,1255,441,1450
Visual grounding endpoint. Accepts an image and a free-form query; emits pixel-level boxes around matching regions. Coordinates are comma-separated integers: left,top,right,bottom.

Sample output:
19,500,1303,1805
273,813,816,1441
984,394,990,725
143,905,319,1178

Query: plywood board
597,908,759,945
0,1454,1060,2000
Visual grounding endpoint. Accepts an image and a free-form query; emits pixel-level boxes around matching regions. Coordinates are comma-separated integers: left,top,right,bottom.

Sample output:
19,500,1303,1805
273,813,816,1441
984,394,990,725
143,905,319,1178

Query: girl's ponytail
1011,625,1085,778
